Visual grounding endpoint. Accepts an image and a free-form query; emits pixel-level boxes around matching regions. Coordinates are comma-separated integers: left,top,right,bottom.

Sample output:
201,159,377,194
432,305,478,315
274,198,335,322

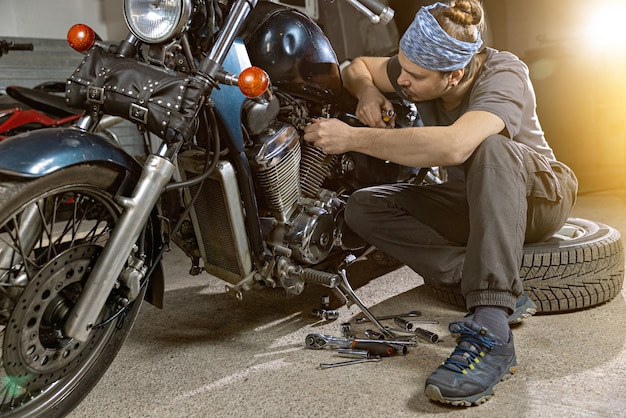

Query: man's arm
303,110,506,167
342,56,395,96
342,57,396,128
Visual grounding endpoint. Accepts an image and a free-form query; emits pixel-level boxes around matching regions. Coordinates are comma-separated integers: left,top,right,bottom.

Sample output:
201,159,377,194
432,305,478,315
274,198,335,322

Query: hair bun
450,0,483,26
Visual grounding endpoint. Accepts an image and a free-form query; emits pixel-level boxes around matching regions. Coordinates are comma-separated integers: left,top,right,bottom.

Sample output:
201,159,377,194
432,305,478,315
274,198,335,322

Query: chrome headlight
124,0,192,43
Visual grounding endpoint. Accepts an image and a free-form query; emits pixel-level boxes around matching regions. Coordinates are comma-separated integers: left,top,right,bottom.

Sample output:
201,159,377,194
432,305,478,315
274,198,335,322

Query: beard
402,88,421,102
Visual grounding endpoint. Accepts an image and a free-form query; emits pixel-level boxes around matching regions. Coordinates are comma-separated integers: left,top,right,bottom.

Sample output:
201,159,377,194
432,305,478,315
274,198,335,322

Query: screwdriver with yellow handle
381,109,396,126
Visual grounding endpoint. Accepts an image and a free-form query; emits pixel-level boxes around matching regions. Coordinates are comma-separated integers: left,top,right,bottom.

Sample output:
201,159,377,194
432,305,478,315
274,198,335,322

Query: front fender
0,127,140,177
0,127,166,306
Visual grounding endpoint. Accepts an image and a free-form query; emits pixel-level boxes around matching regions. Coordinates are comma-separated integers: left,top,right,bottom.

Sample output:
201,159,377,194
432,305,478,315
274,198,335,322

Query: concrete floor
68,188,626,418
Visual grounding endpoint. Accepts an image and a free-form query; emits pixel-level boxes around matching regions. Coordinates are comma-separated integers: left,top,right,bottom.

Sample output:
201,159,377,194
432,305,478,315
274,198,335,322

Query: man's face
396,50,449,102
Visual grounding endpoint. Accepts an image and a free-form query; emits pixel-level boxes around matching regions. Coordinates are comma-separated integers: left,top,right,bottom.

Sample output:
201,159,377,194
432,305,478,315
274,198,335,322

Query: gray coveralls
344,134,578,312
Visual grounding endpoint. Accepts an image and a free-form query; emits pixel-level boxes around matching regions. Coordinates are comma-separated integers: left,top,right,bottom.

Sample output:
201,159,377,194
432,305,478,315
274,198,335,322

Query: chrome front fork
64,152,175,341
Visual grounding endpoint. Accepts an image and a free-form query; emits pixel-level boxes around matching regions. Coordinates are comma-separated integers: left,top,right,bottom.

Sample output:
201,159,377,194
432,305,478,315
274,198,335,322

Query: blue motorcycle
0,1,621,415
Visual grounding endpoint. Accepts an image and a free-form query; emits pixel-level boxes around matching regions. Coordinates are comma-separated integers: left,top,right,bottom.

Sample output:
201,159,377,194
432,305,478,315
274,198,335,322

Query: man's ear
450,68,465,85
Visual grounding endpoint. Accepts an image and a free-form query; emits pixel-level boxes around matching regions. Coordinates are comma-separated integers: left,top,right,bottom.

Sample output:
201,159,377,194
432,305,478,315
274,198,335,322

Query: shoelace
442,322,497,374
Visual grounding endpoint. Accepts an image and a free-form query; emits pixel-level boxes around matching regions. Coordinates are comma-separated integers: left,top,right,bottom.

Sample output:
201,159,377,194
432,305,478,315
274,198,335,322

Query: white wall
0,0,126,40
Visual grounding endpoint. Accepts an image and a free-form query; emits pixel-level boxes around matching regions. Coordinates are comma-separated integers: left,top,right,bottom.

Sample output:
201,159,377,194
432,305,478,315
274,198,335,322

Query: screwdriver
381,109,396,123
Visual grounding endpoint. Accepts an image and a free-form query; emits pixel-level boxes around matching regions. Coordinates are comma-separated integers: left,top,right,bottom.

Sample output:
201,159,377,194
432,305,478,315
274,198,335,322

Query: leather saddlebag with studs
66,45,208,142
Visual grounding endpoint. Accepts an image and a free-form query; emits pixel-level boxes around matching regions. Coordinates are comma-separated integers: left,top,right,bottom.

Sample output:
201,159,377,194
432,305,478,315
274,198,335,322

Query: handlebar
0,40,34,57
9,42,34,51
344,0,394,25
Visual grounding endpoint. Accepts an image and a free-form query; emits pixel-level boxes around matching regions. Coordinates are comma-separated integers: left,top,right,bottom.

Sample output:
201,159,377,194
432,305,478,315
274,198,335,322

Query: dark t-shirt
387,47,556,161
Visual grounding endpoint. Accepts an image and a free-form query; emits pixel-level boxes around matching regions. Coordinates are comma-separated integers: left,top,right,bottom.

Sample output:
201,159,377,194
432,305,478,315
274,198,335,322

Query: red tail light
67,24,96,53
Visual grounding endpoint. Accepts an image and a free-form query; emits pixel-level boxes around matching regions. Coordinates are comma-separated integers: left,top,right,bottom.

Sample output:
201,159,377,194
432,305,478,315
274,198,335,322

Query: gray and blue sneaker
424,319,516,406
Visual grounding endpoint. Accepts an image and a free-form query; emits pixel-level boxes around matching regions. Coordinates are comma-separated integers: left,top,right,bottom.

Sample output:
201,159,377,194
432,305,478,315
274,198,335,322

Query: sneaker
424,319,516,406
508,293,537,325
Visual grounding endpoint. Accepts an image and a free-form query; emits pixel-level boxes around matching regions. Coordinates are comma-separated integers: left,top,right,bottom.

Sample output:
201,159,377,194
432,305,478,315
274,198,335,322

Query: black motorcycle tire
0,164,150,417
428,217,624,313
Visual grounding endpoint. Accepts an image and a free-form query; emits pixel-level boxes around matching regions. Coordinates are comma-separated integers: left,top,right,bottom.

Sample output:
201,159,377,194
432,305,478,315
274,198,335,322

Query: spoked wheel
0,164,152,417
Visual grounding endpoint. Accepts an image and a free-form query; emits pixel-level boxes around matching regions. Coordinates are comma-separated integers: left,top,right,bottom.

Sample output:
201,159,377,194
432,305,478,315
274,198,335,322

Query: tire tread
427,218,625,314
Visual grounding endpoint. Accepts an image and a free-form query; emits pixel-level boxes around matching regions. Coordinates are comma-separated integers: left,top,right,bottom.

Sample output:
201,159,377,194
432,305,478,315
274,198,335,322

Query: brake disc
3,245,112,391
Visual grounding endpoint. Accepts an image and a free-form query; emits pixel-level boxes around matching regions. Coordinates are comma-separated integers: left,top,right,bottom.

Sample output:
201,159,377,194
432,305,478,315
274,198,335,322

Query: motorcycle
0,0,406,415
0,82,84,140
0,0,622,416
0,40,33,57
0,41,124,142
0,41,83,139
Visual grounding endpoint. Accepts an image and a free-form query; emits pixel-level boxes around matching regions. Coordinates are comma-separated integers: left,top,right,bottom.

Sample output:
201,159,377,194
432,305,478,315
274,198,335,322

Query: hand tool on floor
340,322,355,339
337,349,373,358
319,356,382,369
412,327,439,343
393,316,438,330
305,333,414,355
312,307,339,320
364,329,385,340
335,267,397,339
355,310,422,324
384,324,439,344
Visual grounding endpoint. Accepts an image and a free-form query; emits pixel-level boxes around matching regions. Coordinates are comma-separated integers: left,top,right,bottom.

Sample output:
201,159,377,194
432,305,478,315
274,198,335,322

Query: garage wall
484,0,626,193
1,0,624,192
0,36,145,156
0,0,126,41
0,0,145,153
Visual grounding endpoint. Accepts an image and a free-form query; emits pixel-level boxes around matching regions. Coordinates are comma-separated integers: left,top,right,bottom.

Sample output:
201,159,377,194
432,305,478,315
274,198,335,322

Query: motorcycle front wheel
0,164,152,417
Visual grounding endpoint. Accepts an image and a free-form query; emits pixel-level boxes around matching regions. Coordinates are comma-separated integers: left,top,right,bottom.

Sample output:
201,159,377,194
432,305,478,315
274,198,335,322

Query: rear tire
428,218,624,313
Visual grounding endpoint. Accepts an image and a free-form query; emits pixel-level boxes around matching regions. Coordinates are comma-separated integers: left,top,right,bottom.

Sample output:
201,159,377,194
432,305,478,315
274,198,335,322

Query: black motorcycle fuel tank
241,2,342,104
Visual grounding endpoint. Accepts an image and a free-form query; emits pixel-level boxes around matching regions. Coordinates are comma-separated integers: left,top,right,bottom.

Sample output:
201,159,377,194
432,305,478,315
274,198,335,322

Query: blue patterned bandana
399,2,483,71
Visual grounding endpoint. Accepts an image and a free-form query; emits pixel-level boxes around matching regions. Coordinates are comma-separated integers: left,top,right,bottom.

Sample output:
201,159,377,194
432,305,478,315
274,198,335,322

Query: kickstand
334,257,397,340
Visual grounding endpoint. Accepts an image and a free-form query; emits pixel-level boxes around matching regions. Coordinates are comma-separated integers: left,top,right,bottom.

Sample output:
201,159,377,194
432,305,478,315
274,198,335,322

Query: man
303,0,577,406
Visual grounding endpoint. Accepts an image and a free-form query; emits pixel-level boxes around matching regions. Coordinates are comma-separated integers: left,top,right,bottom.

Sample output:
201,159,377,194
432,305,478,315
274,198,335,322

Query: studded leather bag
66,45,208,143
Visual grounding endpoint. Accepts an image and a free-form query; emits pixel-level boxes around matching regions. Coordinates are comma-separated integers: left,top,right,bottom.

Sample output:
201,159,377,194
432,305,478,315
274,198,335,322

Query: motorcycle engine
247,122,339,265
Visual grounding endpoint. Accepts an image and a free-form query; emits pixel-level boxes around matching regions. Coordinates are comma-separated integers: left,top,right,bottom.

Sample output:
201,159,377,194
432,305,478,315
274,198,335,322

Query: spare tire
428,217,624,313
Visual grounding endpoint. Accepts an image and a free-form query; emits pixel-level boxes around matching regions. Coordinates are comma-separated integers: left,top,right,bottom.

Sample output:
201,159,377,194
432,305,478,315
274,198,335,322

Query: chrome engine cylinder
251,123,301,220
250,122,341,265
300,142,336,198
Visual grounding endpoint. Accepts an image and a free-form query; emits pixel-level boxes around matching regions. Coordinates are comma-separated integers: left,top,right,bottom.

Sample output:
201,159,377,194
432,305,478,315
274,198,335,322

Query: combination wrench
319,357,382,369
355,310,422,324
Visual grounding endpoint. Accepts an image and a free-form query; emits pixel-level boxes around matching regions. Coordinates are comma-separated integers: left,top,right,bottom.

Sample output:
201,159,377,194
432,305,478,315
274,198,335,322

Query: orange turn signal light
67,24,96,53
238,66,269,98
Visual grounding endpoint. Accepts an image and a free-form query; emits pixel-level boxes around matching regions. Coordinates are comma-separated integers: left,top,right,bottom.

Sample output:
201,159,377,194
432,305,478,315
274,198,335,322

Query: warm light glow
580,2,626,53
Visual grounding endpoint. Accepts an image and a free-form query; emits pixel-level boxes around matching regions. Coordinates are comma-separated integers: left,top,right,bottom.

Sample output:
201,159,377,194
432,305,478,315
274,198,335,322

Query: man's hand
342,57,396,128
355,85,395,128
303,118,355,154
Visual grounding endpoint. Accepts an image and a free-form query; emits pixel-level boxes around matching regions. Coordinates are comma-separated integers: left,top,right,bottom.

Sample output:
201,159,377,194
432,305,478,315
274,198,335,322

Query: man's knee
466,134,523,176
471,134,510,161
344,188,374,233
344,186,397,233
